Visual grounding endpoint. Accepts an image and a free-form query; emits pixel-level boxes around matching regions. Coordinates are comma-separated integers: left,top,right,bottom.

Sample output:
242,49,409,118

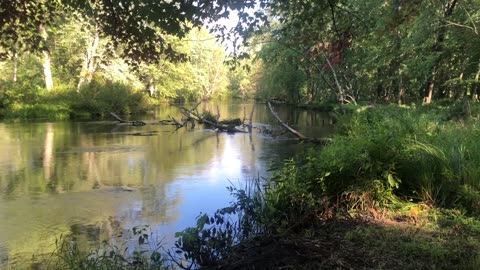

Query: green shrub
71,80,152,115
269,104,480,215
0,79,152,119
0,80,46,109
263,159,327,233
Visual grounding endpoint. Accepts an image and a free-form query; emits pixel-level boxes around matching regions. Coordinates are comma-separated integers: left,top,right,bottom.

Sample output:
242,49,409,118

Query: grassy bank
0,80,155,120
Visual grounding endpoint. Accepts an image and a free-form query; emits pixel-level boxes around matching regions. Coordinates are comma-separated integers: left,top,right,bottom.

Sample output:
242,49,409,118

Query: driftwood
267,102,306,139
110,112,146,126
219,118,242,126
111,101,253,134
267,102,330,144
171,102,248,133
195,114,247,133
172,101,201,129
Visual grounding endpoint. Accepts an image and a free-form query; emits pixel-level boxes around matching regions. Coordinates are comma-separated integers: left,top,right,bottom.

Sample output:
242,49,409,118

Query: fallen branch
171,102,200,129
110,112,146,126
170,115,184,129
158,119,178,125
267,102,330,144
267,102,306,139
202,117,248,133
172,102,247,133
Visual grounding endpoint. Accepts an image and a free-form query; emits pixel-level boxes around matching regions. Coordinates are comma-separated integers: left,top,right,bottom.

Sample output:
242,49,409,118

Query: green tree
251,0,480,104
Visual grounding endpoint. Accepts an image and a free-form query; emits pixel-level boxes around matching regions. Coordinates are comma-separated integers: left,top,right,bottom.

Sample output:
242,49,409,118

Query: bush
49,226,167,270
268,104,480,215
71,80,152,115
0,80,46,109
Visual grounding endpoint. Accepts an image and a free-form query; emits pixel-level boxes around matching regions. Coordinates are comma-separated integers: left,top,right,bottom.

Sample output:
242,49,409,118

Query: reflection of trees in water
1,169,27,198
67,216,123,250
0,103,277,196
0,102,335,267
42,123,54,181
0,103,333,198
61,186,182,254
0,243,9,267
139,185,182,223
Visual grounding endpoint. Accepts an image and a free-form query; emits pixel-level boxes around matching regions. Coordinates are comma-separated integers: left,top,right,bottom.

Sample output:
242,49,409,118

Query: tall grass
48,228,168,270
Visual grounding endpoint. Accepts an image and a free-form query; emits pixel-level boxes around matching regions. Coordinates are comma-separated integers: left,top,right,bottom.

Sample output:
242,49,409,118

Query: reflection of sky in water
0,103,333,267
119,133,265,250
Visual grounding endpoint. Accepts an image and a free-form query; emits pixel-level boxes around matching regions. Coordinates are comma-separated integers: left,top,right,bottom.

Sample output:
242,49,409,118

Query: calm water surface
0,102,333,268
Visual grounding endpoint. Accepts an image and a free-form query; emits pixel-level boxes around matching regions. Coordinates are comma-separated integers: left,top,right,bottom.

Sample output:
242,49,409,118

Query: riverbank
0,81,155,120
215,208,480,270
32,101,480,269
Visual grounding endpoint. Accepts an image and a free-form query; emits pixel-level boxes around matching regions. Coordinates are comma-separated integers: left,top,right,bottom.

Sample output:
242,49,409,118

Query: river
0,102,333,269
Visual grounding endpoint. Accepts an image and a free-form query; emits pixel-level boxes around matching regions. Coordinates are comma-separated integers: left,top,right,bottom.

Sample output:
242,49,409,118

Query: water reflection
0,102,333,268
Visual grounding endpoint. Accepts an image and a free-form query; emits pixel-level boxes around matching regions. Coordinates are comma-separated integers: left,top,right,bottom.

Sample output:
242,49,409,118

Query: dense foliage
0,22,249,118
0,0,263,119
253,0,480,105
270,103,480,212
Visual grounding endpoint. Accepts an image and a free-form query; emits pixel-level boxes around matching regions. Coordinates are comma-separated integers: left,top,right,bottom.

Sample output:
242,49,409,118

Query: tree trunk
397,86,406,105
424,76,434,104
305,68,315,102
146,77,157,97
457,72,464,100
77,24,100,91
39,23,53,90
392,1,404,105
423,0,458,104
473,63,480,101
13,52,17,83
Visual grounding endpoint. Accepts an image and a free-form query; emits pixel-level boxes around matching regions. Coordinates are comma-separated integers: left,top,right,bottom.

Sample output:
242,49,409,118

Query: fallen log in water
172,102,248,133
110,112,146,126
111,102,250,134
267,101,330,144
267,102,306,139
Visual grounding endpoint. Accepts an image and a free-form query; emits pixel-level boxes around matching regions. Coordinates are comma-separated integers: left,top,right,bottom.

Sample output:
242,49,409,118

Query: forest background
1,0,479,120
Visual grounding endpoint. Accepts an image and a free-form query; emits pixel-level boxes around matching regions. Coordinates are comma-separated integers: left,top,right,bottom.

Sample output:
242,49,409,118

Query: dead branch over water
267,101,330,144
110,101,254,134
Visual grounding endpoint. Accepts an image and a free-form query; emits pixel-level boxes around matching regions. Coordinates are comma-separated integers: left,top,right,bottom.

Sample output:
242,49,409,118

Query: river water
0,102,333,268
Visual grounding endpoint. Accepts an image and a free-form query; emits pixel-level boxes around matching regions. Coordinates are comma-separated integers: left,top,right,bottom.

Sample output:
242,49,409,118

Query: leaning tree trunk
39,23,53,90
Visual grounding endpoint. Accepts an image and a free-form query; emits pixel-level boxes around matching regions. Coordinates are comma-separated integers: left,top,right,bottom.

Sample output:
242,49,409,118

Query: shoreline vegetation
39,101,480,270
